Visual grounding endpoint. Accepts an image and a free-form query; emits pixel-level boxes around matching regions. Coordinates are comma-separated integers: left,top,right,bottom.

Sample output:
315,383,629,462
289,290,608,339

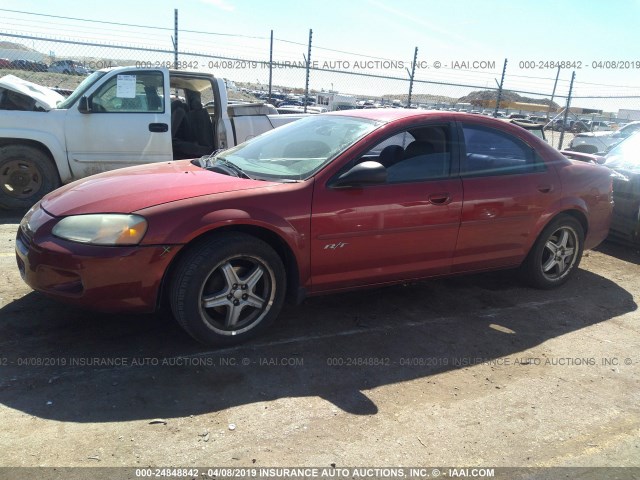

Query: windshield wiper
194,149,225,169
192,151,252,179
219,158,253,179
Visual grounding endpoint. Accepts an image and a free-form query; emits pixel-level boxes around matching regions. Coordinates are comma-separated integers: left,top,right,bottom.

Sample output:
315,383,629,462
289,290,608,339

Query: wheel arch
524,207,589,261
558,208,588,237
156,224,302,313
0,137,68,184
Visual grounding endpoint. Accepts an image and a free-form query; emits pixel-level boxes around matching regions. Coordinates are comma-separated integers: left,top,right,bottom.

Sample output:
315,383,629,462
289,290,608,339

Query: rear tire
0,145,60,210
170,233,287,346
520,215,584,289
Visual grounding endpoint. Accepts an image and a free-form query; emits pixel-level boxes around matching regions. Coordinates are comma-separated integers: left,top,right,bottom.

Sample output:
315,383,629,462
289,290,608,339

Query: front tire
170,233,286,346
520,215,584,289
0,145,60,210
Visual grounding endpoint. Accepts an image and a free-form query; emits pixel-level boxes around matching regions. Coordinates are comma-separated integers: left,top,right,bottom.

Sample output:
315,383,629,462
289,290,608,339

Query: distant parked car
48,60,90,75
568,121,640,154
529,116,548,124
549,118,571,131
571,121,590,133
0,58,12,69
507,119,547,143
585,120,613,132
600,134,640,244
508,113,527,119
10,59,47,72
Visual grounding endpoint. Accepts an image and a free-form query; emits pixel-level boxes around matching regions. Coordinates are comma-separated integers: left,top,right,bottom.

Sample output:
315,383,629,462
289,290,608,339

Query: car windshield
605,132,640,172
57,71,106,109
214,115,380,181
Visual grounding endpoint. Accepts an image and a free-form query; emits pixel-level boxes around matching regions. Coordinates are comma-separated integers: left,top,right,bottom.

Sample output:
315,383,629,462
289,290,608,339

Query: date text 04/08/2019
519,60,640,69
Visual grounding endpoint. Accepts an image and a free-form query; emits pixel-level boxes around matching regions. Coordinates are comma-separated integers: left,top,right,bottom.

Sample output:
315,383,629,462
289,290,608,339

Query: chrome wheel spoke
558,257,569,273
545,240,558,255
245,292,265,309
558,230,570,248
220,262,240,288
225,304,244,327
202,292,230,309
542,257,558,273
243,265,264,290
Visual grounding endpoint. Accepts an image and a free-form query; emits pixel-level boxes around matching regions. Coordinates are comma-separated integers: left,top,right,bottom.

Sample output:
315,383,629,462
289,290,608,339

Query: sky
1,0,640,111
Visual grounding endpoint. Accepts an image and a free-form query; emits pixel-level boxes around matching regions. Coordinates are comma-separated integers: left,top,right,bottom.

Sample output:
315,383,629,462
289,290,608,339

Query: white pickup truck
0,67,305,209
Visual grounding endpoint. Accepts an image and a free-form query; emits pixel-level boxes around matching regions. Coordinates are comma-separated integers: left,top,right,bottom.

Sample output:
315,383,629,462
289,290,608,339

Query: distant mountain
458,90,560,109
0,41,36,52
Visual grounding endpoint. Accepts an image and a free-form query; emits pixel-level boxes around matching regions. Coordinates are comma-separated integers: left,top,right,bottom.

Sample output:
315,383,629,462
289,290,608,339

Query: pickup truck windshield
216,115,380,181
57,71,107,109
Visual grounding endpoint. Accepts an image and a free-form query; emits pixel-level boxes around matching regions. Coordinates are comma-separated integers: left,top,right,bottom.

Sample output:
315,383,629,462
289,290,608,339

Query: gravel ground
0,211,638,476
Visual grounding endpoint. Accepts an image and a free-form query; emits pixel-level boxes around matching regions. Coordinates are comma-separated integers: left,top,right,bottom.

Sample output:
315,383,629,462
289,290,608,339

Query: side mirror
332,161,387,188
594,155,607,165
77,96,91,113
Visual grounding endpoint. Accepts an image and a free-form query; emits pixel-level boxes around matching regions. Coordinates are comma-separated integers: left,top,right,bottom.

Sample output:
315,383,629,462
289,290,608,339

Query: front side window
90,71,164,113
57,71,106,109
358,125,452,183
462,124,545,176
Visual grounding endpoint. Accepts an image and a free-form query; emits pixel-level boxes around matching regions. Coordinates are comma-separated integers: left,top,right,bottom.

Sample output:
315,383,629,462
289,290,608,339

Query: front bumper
15,208,182,312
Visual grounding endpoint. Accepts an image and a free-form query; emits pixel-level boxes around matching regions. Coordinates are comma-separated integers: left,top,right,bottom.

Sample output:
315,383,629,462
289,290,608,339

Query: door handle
537,184,554,193
428,193,452,205
149,123,169,133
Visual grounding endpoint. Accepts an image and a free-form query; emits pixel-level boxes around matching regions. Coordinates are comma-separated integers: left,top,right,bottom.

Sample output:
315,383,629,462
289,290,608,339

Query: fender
137,184,315,286
527,196,589,249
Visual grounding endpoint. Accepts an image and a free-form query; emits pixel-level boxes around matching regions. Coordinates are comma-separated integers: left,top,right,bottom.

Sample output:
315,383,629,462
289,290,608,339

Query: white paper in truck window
116,75,136,98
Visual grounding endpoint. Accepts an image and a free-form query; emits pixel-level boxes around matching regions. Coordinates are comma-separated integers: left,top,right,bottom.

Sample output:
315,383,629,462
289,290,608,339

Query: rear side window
461,124,545,176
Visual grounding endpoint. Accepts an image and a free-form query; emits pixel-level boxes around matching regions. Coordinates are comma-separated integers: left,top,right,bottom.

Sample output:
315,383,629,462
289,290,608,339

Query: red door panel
310,179,463,292
453,122,561,272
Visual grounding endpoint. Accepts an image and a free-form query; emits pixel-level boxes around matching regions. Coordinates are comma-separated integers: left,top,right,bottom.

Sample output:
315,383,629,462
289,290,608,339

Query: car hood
576,131,613,138
0,74,64,111
41,160,280,216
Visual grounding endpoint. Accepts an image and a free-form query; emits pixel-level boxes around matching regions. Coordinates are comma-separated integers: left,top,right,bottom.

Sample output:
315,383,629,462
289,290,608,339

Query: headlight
20,203,40,236
20,202,49,236
52,214,147,245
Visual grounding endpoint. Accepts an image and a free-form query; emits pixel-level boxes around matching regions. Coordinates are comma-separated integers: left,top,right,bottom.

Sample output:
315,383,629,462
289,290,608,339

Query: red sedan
16,110,613,345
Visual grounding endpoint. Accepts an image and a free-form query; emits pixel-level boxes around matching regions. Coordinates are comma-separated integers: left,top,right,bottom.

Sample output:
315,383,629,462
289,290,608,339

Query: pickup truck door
64,69,172,178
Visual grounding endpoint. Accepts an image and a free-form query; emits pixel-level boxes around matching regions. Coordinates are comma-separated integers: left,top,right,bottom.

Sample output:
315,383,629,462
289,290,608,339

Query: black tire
0,145,60,210
170,233,287,346
520,214,584,289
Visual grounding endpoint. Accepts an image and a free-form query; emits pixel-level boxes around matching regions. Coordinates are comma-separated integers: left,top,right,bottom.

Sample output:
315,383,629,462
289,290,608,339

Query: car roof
324,108,497,123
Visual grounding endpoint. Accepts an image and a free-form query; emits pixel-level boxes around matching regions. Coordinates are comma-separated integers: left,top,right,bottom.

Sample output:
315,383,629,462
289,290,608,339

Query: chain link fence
1,11,640,152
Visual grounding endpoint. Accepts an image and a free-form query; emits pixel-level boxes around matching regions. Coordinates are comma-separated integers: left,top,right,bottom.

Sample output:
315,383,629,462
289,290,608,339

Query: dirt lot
0,210,639,473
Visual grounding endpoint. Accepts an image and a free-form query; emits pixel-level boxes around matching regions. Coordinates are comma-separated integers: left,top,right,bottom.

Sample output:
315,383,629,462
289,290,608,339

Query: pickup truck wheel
520,215,584,289
170,233,286,346
0,145,60,210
